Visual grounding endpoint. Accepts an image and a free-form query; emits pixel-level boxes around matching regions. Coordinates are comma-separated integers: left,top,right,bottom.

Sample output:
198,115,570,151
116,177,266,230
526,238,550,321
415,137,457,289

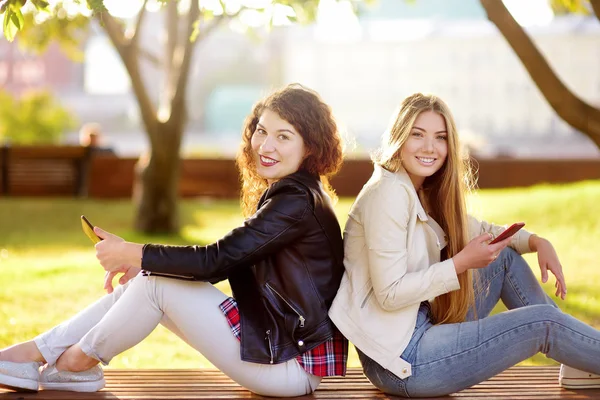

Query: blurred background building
1,0,599,158
283,0,600,158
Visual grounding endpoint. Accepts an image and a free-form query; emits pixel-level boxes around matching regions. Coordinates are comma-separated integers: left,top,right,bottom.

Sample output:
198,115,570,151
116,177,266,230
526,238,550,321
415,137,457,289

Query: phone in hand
81,215,102,244
489,222,525,244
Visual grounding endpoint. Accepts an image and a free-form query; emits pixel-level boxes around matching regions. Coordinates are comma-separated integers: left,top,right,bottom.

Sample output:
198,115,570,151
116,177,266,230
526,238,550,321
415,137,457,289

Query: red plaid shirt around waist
219,297,347,377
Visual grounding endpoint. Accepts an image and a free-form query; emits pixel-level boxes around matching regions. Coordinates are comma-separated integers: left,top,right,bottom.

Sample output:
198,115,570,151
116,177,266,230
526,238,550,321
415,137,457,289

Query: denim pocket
401,302,433,365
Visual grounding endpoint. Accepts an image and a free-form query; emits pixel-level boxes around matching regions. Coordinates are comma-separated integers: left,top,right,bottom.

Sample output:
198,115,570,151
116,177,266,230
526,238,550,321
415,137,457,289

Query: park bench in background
0,366,598,399
86,157,241,199
1,147,599,199
0,145,91,197
87,157,600,199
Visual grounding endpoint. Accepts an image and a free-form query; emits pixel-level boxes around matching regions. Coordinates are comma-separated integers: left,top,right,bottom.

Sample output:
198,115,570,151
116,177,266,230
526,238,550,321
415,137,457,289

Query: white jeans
34,275,321,397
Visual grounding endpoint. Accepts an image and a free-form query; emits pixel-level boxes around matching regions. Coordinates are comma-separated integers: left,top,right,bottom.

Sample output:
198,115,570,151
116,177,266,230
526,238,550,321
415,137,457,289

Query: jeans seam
376,370,409,397
474,267,503,298
413,318,600,368
505,270,529,307
361,354,410,397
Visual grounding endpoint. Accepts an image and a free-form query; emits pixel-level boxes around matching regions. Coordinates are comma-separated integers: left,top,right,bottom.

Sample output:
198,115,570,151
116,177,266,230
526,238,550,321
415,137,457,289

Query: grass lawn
1,180,599,369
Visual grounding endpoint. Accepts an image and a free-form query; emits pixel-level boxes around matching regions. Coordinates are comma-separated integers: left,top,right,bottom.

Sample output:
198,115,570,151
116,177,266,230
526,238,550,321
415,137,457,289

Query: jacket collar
375,164,429,222
259,169,319,205
279,168,320,189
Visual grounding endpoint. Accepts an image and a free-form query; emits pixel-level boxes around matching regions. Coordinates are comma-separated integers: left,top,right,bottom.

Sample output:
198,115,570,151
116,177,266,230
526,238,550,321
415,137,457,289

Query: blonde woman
329,93,600,397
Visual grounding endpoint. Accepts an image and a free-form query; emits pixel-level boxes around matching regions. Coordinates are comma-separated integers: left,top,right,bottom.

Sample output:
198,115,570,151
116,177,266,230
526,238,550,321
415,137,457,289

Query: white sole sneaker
39,378,105,392
0,374,39,392
559,365,600,389
0,361,40,392
39,364,105,392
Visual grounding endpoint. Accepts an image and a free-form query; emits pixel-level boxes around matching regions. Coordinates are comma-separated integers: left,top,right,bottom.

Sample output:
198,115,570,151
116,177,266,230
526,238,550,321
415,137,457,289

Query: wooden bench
84,157,600,199
0,145,92,197
1,367,598,399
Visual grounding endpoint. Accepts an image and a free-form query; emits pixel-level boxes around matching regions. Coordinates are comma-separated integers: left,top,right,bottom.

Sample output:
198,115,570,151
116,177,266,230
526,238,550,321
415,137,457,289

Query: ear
299,150,312,171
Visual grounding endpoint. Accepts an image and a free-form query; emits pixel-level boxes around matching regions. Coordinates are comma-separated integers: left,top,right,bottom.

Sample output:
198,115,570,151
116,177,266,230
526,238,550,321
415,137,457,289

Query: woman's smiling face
251,108,307,184
400,110,448,189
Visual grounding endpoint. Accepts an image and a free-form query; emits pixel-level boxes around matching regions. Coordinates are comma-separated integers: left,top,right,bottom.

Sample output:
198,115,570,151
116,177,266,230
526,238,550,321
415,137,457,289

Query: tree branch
480,0,600,147
169,0,200,125
590,0,600,21
130,0,149,47
95,10,158,140
165,0,179,75
193,12,230,43
139,47,162,67
95,10,127,52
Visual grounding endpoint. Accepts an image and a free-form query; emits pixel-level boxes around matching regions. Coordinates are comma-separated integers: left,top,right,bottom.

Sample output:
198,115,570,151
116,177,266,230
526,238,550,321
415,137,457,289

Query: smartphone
489,222,525,244
81,215,102,244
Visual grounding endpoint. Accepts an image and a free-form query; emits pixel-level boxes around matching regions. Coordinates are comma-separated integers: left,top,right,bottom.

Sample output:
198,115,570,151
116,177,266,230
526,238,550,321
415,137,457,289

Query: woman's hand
530,235,567,300
94,227,144,292
452,233,512,274
103,266,141,294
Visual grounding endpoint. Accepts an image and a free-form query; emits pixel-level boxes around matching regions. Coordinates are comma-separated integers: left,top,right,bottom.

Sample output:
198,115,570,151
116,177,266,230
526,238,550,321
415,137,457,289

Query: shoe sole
0,374,39,392
39,378,105,392
560,378,600,389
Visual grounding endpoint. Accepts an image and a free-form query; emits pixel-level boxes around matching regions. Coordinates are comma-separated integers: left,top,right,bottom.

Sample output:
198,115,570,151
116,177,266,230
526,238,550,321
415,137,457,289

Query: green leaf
30,0,50,11
86,0,108,13
10,6,24,29
2,8,10,30
3,8,18,41
190,18,200,42
0,1,9,14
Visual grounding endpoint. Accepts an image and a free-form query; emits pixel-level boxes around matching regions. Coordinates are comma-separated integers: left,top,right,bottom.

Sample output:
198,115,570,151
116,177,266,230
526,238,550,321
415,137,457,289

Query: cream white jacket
329,165,533,379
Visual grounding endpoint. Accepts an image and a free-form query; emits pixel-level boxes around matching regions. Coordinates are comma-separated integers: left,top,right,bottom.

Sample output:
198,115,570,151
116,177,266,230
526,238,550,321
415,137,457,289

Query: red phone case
489,222,525,244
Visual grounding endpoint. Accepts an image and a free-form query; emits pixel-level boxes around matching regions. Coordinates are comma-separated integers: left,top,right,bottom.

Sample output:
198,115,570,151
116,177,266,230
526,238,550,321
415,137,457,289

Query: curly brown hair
236,83,344,217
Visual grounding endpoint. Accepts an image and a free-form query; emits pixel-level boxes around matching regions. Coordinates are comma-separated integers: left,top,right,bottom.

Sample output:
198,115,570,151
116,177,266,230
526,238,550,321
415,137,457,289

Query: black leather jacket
141,169,345,364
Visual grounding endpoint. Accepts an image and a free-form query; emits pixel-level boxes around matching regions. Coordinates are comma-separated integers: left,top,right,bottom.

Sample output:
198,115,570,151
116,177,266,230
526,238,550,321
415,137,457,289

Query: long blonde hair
374,93,476,324
236,84,344,217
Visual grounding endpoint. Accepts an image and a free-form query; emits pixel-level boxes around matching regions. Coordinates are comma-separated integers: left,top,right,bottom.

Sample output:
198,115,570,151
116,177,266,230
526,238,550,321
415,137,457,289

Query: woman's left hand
530,235,567,300
104,266,141,294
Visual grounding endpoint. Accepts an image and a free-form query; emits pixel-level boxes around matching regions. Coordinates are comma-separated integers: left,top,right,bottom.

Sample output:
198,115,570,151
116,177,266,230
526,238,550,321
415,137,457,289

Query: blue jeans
357,247,600,398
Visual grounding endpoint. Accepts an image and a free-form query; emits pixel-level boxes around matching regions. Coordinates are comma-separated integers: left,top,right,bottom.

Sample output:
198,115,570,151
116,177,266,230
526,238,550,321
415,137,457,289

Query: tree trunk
133,123,182,233
480,0,600,148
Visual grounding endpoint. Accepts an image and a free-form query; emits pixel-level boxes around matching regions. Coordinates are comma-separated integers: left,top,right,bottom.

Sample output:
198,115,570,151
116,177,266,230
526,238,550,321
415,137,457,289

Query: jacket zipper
142,270,195,280
360,287,374,308
265,283,305,327
265,330,274,364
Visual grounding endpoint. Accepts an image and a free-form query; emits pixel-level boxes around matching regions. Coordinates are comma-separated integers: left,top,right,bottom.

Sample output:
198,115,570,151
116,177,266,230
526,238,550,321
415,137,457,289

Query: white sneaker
559,364,600,389
39,364,105,392
0,360,40,392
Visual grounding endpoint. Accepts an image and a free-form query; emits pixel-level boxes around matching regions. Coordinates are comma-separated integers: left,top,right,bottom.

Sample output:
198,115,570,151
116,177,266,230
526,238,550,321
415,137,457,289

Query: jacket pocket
265,282,306,328
360,287,374,309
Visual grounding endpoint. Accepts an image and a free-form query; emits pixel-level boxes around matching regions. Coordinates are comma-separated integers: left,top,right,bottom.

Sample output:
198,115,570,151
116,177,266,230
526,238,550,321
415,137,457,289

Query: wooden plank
1,367,599,399
87,156,135,198
2,146,90,196
9,146,88,159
